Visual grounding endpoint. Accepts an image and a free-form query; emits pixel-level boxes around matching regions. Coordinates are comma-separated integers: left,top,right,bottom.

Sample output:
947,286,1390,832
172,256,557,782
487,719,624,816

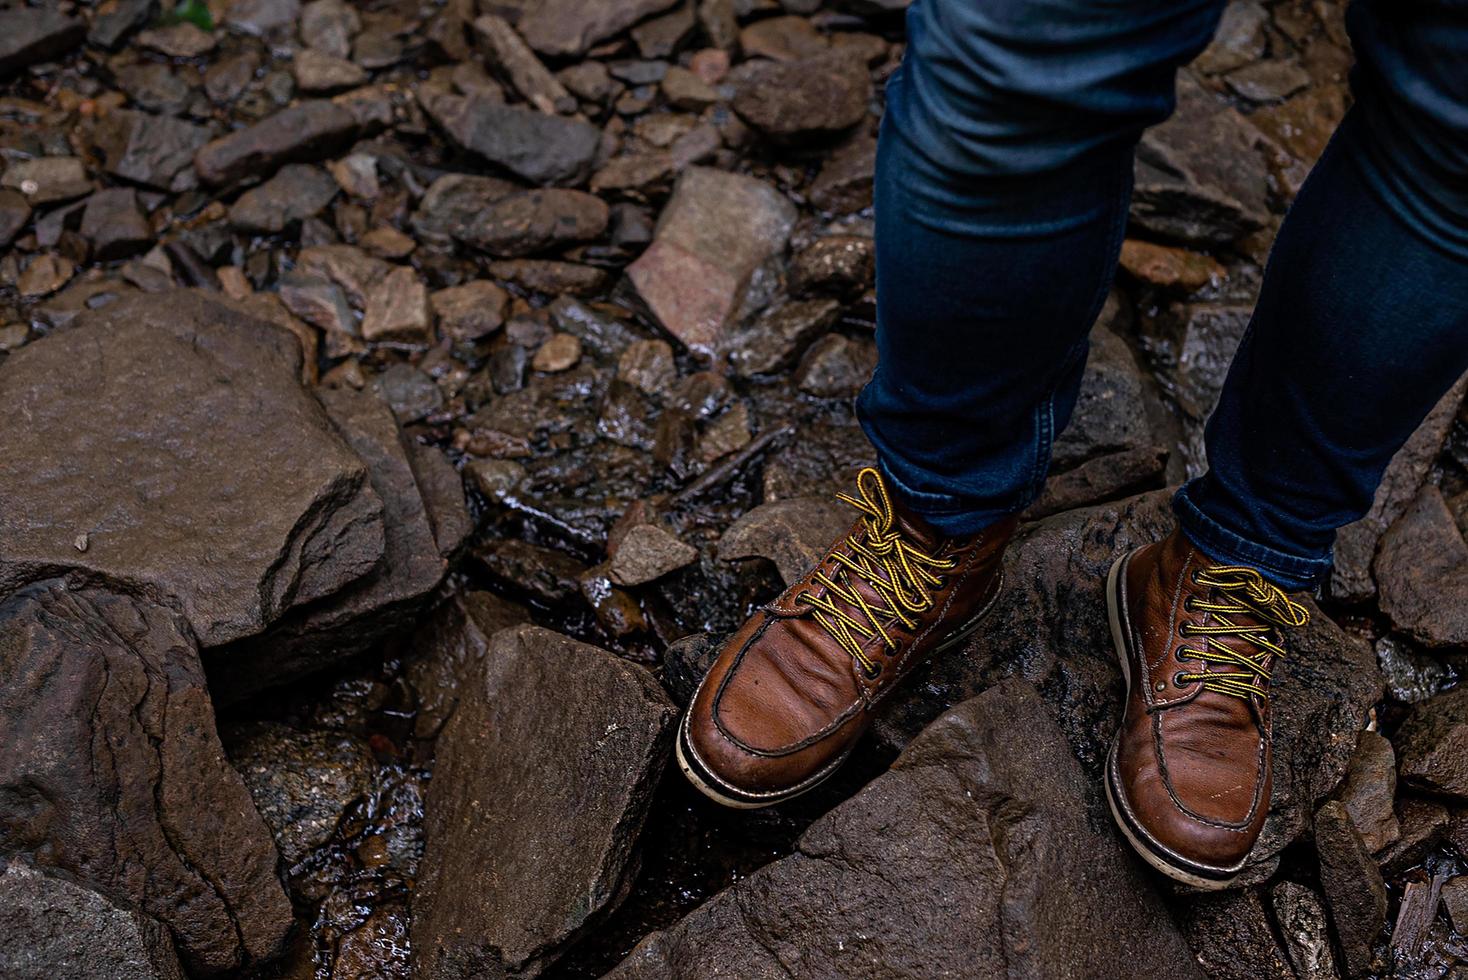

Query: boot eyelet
1178,624,1197,636
1172,671,1189,687
1182,598,1197,613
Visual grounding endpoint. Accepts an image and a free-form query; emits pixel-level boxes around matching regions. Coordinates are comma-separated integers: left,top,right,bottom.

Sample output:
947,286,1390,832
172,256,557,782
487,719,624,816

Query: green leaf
158,0,215,31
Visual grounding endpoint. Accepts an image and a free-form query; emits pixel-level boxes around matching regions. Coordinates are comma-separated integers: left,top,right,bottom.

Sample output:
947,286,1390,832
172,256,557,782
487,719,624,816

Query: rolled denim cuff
1171,484,1331,593
874,456,1020,538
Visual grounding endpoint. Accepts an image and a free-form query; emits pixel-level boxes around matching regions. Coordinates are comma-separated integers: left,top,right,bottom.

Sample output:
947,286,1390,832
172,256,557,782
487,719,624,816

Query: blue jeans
858,0,1468,590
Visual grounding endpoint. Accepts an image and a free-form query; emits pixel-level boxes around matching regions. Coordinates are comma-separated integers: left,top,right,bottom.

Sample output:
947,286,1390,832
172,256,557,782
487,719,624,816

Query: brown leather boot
1104,528,1310,889
678,467,1016,808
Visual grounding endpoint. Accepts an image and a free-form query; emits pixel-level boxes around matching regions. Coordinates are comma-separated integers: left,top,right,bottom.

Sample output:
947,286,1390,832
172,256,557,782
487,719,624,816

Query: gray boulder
0,290,385,649
413,625,677,979
609,680,1202,979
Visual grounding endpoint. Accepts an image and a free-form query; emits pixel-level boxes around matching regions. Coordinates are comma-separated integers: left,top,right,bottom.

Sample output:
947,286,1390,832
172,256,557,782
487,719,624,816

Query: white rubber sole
1103,554,1240,892
674,709,846,809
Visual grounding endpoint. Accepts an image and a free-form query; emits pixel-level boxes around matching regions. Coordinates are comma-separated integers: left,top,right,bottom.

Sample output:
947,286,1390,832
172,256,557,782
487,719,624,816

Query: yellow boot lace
1176,566,1310,701
796,467,958,678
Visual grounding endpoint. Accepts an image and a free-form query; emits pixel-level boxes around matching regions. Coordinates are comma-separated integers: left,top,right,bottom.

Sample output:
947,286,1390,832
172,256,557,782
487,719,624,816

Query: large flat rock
0,582,293,975
609,679,1202,980
0,290,385,649
206,386,466,699
412,624,676,979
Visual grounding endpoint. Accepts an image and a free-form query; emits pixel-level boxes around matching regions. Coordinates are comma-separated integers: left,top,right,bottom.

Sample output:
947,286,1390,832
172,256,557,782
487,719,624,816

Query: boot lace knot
797,468,957,678
1177,565,1310,701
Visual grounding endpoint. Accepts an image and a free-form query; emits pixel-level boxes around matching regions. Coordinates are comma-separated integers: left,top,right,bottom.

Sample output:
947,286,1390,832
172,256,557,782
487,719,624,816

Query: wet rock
1225,58,1311,104
0,859,185,980
788,234,875,299
1026,446,1168,519
1194,0,1267,75
0,583,293,975
373,362,443,422
225,0,300,35
116,62,193,114
473,538,588,605
531,331,583,372
0,188,30,246
93,108,213,190
1332,376,1465,601
432,280,508,345
301,0,360,57
659,632,720,706
1181,889,1293,979
0,291,384,648
361,265,431,344
411,172,520,245
731,50,870,142
516,0,681,57
228,162,339,234
89,0,155,50
472,14,575,115
1393,688,1468,801
224,722,374,867
138,22,216,57
610,523,699,586
463,188,610,256
413,625,676,979
1052,324,1161,469
208,386,463,697
1334,730,1400,853
876,489,1379,875
1377,797,1450,877
1376,486,1468,647
425,94,601,186
1118,238,1225,294
810,133,876,214
1167,302,1252,421
1314,799,1387,978
725,297,839,377
0,8,84,76
617,338,677,395
719,496,850,585
404,590,530,741
293,48,368,93
661,65,717,111
591,153,677,198
1132,73,1270,245
81,186,153,261
1441,876,1468,935
627,166,797,356
794,332,876,397
1375,633,1454,704
2,156,91,205
489,258,609,296
1270,881,1338,980
610,680,1200,979
195,99,360,187
18,254,74,298
1251,84,1348,199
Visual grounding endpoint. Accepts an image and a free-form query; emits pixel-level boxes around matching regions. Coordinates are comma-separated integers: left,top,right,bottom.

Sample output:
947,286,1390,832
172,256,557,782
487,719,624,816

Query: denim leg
857,0,1225,535
1175,0,1468,590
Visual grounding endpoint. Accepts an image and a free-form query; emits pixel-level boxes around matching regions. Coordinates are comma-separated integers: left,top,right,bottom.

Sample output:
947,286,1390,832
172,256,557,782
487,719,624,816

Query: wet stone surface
0,0,1462,978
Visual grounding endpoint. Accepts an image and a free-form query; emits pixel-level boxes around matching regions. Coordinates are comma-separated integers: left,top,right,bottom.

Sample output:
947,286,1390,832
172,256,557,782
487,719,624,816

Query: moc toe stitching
708,617,863,758
1149,714,1266,833
1108,746,1252,876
